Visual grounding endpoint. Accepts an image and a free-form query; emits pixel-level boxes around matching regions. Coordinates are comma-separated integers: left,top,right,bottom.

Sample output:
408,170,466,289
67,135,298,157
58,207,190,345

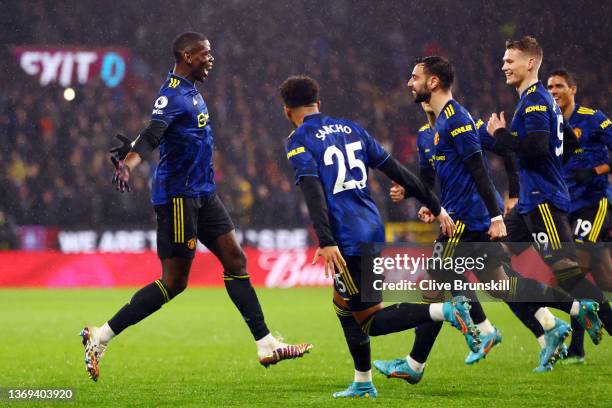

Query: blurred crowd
1,0,609,233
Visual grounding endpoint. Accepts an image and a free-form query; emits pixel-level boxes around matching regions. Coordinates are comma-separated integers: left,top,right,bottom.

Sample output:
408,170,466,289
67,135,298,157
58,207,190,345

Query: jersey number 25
324,141,367,194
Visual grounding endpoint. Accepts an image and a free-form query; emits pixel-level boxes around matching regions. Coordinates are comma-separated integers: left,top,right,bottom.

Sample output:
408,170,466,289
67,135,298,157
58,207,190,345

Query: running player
547,68,612,363
80,32,312,382
383,57,601,376
280,74,480,399
488,36,612,342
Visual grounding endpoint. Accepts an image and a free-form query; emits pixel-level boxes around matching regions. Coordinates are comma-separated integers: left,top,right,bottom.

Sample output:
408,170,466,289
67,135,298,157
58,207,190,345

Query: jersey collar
303,112,322,122
520,80,542,99
167,71,196,89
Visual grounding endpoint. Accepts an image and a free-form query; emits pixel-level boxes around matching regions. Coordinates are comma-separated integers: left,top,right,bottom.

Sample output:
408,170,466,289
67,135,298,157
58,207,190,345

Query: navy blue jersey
417,119,504,212
286,113,390,256
510,81,570,214
564,105,612,212
149,72,215,205
432,100,491,231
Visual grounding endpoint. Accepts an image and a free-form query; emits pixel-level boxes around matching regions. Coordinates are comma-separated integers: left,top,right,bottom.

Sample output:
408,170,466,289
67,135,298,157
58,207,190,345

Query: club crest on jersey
573,127,582,139
315,124,352,141
434,132,440,145
187,238,196,250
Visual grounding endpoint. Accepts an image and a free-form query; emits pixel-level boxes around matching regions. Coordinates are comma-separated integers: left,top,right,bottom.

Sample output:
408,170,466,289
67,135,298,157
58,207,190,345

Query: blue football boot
332,381,378,398
465,327,502,364
373,358,424,384
443,296,481,353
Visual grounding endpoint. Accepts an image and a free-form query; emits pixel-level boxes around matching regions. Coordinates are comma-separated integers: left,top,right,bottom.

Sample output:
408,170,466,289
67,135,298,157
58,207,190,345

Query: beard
413,88,431,104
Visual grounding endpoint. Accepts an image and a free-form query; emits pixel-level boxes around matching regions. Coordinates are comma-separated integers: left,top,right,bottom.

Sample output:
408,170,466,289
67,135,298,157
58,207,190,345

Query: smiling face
501,48,533,87
185,39,214,82
547,75,576,111
407,64,431,103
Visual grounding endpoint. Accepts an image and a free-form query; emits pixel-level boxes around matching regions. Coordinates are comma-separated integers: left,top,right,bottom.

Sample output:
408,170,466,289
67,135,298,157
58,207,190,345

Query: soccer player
80,32,312,382
280,75,481,399
488,36,612,343
547,68,612,363
385,57,601,374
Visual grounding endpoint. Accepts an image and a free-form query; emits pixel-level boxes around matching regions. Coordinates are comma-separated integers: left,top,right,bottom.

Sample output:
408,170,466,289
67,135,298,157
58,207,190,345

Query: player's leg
529,203,610,337
565,203,612,362
331,288,377,399
199,194,311,366
80,197,197,381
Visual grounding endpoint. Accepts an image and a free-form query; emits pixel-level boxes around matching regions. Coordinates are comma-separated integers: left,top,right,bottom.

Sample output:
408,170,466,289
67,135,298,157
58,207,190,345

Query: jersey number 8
324,141,367,194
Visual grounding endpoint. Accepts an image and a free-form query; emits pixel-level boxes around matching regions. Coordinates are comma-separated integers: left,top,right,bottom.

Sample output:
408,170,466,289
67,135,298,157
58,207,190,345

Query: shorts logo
187,238,196,250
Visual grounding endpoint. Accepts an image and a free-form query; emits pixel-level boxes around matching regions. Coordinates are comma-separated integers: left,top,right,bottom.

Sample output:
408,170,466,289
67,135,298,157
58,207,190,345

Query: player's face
547,75,576,110
408,64,431,103
187,40,214,82
502,49,529,87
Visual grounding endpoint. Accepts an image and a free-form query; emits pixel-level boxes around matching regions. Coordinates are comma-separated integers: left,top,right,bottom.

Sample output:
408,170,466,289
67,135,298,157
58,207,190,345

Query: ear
184,51,191,64
526,57,536,71
316,100,321,110
570,85,577,96
284,106,292,119
428,75,439,91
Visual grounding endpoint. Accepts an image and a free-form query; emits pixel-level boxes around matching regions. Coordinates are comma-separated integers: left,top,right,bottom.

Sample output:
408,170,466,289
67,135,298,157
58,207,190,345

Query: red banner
0,248,556,288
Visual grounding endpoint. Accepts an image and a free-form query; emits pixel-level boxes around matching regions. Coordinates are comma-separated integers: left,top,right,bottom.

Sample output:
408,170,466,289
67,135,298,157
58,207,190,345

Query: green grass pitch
1,288,610,407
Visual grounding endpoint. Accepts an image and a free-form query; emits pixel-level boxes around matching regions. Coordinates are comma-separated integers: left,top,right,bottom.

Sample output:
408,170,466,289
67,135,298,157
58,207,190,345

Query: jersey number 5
324,141,367,194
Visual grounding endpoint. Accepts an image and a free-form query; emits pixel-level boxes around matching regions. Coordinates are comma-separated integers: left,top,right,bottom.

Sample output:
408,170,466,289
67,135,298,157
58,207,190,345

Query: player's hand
436,207,456,238
573,168,596,185
389,182,406,202
488,217,507,240
109,134,132,161
418,206,436,223
487,111,506,136
503,197,518,217
111,156,131,193
312,246,347,279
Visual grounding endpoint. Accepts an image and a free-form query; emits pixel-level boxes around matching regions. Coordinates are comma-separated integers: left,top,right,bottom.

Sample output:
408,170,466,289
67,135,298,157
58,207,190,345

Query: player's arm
286,138,346,276
488,97,552,161
479,121,519,213
455,118,505,239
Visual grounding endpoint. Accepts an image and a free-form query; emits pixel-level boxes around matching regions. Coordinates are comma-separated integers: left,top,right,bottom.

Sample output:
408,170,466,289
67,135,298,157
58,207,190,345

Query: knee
161,275,188,299
224,250,247,276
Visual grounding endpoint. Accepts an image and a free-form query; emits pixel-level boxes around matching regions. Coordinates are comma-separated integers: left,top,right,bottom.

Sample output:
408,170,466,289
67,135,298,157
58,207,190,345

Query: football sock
362,303,432,336
477,319,495,335
406,355,425,373
467,301,487,325
334,301,371,372
108,279,170,335
506,276,573,313
409,321,443,364
568,316,586,356
99,322,115,344
354,370,372,382
537,335,546,349
224,273,269,341
534,307,556,331
506,302,545,338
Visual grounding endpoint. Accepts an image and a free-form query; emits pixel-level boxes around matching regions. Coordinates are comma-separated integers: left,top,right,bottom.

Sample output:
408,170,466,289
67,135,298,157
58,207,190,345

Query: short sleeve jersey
149,72,215,205
563,105,612,212
285,113,390,256
510,81,570,214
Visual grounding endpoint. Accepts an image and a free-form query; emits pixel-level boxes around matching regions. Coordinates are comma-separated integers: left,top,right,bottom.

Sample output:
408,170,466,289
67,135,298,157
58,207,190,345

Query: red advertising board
0,248,557,288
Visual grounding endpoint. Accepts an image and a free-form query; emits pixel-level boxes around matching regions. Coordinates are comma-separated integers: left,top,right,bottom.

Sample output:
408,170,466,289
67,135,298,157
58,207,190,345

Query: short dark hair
172,32,207,62
415,56,454,90
505,36,543,61
548,68,577,87
279,75,320,108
